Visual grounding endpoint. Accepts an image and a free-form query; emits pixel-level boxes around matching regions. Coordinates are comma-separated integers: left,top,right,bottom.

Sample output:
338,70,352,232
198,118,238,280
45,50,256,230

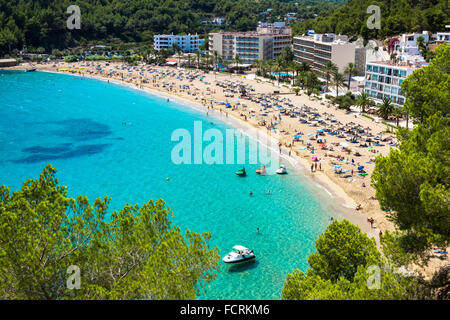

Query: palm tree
195,50,202,69
322,61,338,92
254,59,263,75
306,71,319,91
171,43,182,67
272,59,284,86
289,61,301,86
356,92,373,113
344,62,357,90
271,63,281,86
392,106,404,127
233,54,242,74
331,71,345,97
212,50,220,72
377,98,395,120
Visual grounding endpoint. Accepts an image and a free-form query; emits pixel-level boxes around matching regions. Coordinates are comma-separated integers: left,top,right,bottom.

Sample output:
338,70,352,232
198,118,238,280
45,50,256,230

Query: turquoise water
0,70,335,299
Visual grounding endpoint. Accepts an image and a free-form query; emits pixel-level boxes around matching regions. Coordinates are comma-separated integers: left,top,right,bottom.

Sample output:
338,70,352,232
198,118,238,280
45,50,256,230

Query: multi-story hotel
364,61,421,106
154,34,199,53
293,33,358,73
208,22,292,64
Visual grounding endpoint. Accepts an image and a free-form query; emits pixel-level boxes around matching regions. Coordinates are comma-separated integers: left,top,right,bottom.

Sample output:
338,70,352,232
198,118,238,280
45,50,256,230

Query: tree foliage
371,44,450,259
292,0,450,40
0,165,220,299
0,0,344,55
281,220,428,300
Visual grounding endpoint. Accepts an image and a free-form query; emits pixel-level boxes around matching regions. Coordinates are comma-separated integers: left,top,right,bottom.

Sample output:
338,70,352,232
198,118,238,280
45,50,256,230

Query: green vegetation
371,44,449,263
0,0,345,55
0,165,219,299
292,0,450,40
281,220,429,300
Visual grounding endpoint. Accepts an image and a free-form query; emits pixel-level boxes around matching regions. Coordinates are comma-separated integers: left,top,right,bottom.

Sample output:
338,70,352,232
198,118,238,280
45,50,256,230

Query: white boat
222,245,256,264
276,165,287,175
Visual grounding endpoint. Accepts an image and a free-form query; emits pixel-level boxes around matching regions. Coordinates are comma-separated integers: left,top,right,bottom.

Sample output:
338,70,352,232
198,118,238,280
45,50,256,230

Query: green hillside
292,0,450,39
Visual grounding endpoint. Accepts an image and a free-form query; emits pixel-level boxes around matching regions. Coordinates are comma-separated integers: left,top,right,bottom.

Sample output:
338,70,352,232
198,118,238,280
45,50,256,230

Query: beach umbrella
358,166,365,171
334,165,342,170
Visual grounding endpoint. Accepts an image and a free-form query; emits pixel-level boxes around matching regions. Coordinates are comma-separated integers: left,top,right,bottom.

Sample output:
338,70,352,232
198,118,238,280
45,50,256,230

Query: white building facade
364,61,419,106
293,33,357,73
154,34,200,53
208,22,292,64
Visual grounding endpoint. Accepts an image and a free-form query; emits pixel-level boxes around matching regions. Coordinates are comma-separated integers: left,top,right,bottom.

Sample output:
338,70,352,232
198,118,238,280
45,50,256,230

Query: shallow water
0,70,338,299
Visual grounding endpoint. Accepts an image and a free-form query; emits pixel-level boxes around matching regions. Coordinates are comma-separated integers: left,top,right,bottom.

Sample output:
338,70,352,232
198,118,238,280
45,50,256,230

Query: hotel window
371,82,377,89
379,76,384,82
373,66,379,73
400,70,407,77
372,74,378,81
387,68,392,75
380,67,385,74
398,97,405,105
385,77,391,84
393,69,399,77
384,86,391,93
392,78,399,85
367,65,373,72
391,87,399,95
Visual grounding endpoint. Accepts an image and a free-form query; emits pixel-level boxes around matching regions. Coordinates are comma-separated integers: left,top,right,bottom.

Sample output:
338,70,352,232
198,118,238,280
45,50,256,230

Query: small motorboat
276,165,287,175
256,165,266,175
25,68,36,72
222,245,256,264
235,167,246,176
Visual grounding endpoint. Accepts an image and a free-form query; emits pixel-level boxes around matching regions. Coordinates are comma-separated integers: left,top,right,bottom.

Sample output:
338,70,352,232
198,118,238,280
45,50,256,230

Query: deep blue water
0,70,336,299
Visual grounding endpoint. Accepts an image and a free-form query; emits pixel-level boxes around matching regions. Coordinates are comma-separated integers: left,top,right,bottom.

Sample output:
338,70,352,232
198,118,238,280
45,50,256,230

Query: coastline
4,62,447,277
37,67,371,235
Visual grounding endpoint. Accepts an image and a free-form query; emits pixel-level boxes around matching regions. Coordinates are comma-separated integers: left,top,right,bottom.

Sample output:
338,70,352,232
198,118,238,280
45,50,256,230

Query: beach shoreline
4,62,447,277
35,67,370,236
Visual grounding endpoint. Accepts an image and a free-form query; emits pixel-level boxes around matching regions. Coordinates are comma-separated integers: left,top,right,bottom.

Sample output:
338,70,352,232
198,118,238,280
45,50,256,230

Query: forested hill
0,0,344,53
292,0,450,39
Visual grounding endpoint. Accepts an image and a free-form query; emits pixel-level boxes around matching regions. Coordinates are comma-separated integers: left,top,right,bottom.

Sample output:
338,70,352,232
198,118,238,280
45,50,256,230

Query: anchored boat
256,165,266,175
276,165,287,175
235,167,246,176
222,245,256,264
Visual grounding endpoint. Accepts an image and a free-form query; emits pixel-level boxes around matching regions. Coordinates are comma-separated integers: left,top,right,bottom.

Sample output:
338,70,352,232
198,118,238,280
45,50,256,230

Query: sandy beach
5,60,447,278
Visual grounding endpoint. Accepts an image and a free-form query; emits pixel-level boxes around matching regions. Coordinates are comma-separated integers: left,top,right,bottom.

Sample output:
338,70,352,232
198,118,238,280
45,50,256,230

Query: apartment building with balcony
208,22,292,65
364,61,421,106
293,33,358,73
154,34,200,53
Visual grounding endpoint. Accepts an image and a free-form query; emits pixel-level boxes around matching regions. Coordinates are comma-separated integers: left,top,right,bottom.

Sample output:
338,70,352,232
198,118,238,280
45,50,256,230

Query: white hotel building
208,22,292,64
153,34,200,53
293,33,358,73
364,61,420,106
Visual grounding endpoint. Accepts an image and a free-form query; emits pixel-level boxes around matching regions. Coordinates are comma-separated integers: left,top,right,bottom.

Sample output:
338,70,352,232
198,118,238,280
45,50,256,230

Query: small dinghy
276,165,287,175
235,167,246,177
222,245,256,264
256,165,266,175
